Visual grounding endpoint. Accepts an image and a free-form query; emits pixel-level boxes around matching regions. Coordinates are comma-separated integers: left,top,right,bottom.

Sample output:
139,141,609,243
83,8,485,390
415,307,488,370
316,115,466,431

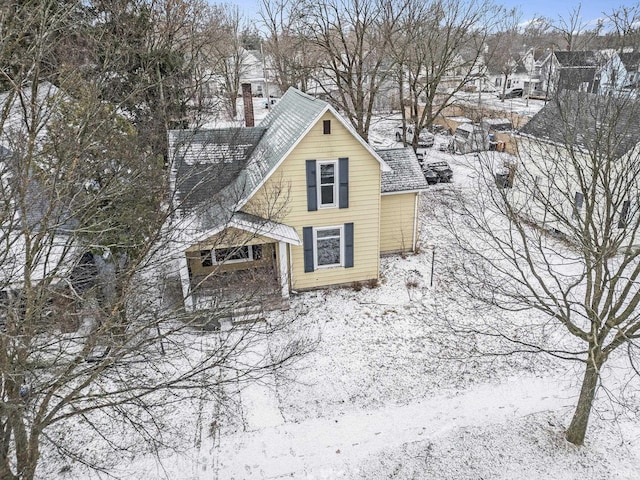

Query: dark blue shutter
344,222,354,268
339,157,349,209
306,160,317,211
303,227,314,272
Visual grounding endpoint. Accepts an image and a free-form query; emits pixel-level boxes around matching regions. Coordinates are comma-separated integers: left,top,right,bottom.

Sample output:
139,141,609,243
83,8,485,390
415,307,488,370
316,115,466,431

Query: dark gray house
538,50,611,96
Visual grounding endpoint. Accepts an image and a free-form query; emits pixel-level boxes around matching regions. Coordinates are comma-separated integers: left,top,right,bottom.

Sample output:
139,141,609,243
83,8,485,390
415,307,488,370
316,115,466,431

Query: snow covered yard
208,160,640,478
44,116,640,480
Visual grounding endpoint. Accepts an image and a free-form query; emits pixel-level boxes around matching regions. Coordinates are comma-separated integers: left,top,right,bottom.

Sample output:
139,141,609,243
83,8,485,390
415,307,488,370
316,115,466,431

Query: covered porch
177,213,301,314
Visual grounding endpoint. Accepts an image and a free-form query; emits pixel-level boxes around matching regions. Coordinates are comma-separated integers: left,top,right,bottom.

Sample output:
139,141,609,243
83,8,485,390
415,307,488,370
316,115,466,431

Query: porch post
178,253,195,311
278,241,290,298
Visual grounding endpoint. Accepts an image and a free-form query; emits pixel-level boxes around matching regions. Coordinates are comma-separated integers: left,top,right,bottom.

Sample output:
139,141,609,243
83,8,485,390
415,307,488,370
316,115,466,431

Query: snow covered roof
481,118,513,131
377,147,429,194
169,87,390,234
169,127,266,213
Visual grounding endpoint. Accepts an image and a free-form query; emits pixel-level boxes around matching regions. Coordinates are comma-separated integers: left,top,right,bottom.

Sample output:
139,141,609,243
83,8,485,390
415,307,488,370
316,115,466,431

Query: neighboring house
537,50,613,96
515,91,640,239
198,49,282,102
487,57,531,96
168,88,428,312
0,84,119,308
617,51,640,94
440,50,486,93
240,49,281,99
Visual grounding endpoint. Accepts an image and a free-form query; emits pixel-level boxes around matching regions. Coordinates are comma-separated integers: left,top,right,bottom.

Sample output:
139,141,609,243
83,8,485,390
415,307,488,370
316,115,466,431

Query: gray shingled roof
169,88,331,232
377,147,429,194
237,87,329,199
170,87,393,237
169,127,266,213
619,52,640,71
554,51,606,67
519,91,640,158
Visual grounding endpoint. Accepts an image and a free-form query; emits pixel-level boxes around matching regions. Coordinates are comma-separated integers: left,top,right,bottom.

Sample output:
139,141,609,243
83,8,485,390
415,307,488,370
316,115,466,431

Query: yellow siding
380,193,417,254
245,111,382,290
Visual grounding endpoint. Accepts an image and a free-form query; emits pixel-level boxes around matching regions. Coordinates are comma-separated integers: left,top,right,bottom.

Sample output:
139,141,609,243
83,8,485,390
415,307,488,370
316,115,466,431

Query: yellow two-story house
169,88,428,311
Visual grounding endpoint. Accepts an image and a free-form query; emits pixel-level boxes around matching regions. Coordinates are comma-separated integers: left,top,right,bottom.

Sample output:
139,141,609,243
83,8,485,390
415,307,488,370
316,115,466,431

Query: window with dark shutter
307,158,348,210
303,227,314,272
339,158,349,209
306,160,317,211
323,120,331,134
344,222,354,268
319,162,336,207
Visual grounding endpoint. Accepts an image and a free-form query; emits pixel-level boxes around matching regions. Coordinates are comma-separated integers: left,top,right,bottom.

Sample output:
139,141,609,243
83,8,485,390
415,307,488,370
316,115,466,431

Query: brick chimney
241,83,255,127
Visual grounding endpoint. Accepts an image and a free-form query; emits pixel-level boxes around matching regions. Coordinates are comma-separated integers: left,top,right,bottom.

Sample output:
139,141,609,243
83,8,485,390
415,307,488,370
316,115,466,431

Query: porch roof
174,211,301,252
230,212,301,246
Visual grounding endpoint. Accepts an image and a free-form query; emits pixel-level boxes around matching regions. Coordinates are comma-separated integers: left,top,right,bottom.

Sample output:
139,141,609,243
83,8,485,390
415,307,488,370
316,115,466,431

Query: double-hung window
303,223,354,272
314,226,343,268
306,158,349,211
318,161,337,208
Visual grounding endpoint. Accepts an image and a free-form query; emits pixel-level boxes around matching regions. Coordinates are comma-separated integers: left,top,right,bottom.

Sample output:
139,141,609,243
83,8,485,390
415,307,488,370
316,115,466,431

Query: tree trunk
565,359,601,445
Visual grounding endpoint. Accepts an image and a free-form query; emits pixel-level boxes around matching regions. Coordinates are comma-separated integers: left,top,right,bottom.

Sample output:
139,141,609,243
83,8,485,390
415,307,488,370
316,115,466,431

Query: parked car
421,164,439,185
425,160,453,183
395,125,435,148
499,88,523,99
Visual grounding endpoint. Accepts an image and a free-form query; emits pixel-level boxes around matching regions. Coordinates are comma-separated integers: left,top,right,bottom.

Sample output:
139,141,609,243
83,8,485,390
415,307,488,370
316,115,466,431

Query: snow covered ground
44,104,640,479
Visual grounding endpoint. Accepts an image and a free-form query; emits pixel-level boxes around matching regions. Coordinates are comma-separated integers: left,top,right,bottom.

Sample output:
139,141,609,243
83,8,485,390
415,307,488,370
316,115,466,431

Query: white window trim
202,245,262,266
317,160,338,209
313,225,344,269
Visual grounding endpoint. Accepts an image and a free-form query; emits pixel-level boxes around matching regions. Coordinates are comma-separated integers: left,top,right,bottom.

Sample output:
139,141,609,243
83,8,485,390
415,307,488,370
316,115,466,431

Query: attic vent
323,120,331,134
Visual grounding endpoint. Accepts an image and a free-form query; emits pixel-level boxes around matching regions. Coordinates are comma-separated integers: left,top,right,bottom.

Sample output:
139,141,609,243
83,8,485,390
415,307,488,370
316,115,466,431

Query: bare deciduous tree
485,24,523,102
553,4,604,51
259,0,316,93
0,3,309,479
203,4,250,119
603,4,640,51
440,90,640,446
298,0,406,140
391,0,503,147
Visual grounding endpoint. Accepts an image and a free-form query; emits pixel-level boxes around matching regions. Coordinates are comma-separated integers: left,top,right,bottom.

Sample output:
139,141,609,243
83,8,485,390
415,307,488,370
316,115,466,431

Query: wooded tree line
1,0,640,477
0,2,307,479
259,0,640,144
